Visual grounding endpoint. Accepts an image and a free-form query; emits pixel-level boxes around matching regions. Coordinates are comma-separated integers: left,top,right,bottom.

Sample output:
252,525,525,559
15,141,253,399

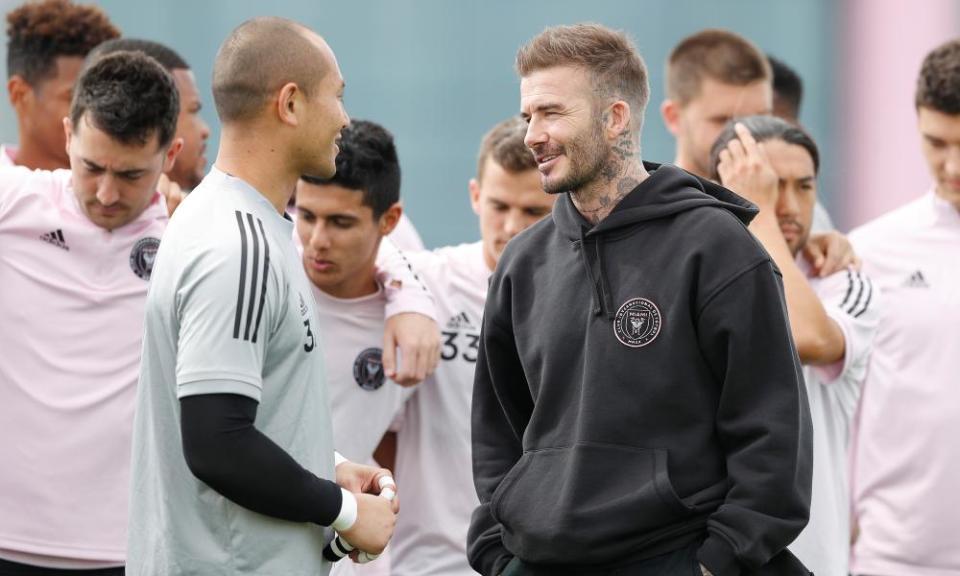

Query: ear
379,202,402,236
604,100,632,140
276,82,300,127
7,75,30,111
468,177,482,216
661,99,682,137
63,117,73,155
162,137,185,173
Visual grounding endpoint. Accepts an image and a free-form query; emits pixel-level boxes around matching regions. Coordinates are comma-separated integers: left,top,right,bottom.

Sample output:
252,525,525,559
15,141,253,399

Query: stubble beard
542,120,610,195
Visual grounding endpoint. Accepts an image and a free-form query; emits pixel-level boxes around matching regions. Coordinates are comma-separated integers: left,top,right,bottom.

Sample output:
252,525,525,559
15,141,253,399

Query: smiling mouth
536,154,561,172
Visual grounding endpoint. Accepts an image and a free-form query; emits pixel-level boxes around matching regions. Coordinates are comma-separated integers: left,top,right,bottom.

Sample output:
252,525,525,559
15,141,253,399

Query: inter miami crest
613,297,662,348
353,347,385,391
129,237,160,280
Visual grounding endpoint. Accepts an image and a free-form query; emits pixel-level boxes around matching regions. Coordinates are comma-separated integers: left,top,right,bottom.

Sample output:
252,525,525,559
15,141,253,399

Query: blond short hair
516,23,649,125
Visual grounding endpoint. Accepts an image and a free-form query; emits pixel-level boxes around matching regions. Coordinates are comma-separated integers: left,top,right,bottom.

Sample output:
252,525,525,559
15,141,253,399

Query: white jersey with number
0,166,166,569
788,262,879,576
313,287,408,576
128,167,336,576
313,285,413,464
391,241,489,576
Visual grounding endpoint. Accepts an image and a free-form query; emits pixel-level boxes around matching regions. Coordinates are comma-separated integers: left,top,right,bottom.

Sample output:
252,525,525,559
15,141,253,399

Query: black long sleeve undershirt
180,393,342,526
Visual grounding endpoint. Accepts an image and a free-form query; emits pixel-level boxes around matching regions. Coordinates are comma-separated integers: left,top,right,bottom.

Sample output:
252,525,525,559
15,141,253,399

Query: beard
540,117,611,195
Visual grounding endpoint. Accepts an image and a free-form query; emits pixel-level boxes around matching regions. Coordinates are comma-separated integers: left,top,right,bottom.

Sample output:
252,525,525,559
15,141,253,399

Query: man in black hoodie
467,24,812,576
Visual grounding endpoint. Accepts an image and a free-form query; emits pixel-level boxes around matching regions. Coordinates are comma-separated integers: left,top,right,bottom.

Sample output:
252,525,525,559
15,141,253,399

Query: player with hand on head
711,116,879,576
661,29,852,275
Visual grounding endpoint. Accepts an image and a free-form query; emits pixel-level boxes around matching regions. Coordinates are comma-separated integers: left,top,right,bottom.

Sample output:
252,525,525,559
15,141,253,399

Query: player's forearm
180,392,345,526
750,211,845,364
374,237,437,320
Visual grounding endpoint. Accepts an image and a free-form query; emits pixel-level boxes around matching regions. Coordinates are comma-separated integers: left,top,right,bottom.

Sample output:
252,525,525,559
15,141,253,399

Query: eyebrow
521,101,564,119
81,158,147,177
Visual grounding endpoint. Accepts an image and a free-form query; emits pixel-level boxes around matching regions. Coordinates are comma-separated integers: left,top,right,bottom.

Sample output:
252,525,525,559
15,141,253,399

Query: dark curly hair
88,38,189,72
70,51,179,148
916,39,960,115
6,0,120,85
300,119,400,219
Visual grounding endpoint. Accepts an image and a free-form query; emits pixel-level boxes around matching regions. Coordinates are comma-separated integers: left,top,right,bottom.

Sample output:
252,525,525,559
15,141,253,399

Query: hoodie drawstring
595,235,615,320
577,228,602,317
577,228,614,319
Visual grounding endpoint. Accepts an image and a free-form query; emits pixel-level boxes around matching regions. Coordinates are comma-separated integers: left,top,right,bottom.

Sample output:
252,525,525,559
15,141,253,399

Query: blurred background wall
0,0,956,245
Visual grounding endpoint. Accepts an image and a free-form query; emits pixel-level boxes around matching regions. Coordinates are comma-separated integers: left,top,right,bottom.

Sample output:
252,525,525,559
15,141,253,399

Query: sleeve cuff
177,378,262,402
331,488,357,531
698,534,741,576
383,295,437,321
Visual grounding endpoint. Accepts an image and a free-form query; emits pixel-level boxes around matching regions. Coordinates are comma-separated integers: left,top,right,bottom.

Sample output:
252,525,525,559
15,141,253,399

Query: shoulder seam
695,258,773,319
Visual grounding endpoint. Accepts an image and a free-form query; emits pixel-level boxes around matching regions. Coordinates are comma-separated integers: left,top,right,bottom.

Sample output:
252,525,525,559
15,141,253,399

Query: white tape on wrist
378,476,396,499
334,451,349,467
354,476,398,564
331,488,357,532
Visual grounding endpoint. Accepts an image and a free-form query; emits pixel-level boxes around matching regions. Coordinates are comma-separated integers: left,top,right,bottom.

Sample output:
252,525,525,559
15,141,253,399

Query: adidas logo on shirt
446,311,475,330
902,270,930,288
39,229,69,251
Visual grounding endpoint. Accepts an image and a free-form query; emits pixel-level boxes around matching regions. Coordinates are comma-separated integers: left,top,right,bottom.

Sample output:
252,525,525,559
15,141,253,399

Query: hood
552,162,758,319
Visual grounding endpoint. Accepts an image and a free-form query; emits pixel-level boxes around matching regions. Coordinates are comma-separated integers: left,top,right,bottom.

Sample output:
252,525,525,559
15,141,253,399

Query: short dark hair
916,39,960,114
70,51,179,148
517,24,649,130
709,115,819,180
666,29,771,105
300,120,400,218
768,54,803,121
213,17,327,123
88,38,189,72
6,0,119,85
476,116,536,181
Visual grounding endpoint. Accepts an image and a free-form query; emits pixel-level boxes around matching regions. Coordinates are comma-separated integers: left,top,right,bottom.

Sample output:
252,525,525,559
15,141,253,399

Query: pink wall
840,0,958,230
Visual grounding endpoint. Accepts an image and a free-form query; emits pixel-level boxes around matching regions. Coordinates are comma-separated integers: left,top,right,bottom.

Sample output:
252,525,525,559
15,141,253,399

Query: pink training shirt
848,191,960,576
0,166,167,567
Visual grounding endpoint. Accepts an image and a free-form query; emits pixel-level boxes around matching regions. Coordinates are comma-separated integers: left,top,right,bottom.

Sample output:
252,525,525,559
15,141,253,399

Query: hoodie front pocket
494,442,695,565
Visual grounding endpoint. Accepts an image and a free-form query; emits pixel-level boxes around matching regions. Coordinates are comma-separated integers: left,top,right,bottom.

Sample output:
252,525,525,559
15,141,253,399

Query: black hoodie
467,163,812,576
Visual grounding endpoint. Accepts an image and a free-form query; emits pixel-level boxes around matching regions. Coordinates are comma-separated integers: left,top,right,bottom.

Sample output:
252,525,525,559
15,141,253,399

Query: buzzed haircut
6,0,119,85
516,23,649,129
768,54,803,121
666,29,771,105
212,17,327,123
708,115,820,181
89,38,189,72
70,51,179,148
300,119,400,219
916,38,960,115
476,116,537,182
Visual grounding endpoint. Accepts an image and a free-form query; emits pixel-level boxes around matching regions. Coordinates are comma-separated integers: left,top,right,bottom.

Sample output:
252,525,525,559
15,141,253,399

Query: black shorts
0,558,123,576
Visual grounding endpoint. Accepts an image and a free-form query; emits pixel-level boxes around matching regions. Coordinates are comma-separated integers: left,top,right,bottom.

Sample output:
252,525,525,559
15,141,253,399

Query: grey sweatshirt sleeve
467,308,531,576
694,260,813,576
